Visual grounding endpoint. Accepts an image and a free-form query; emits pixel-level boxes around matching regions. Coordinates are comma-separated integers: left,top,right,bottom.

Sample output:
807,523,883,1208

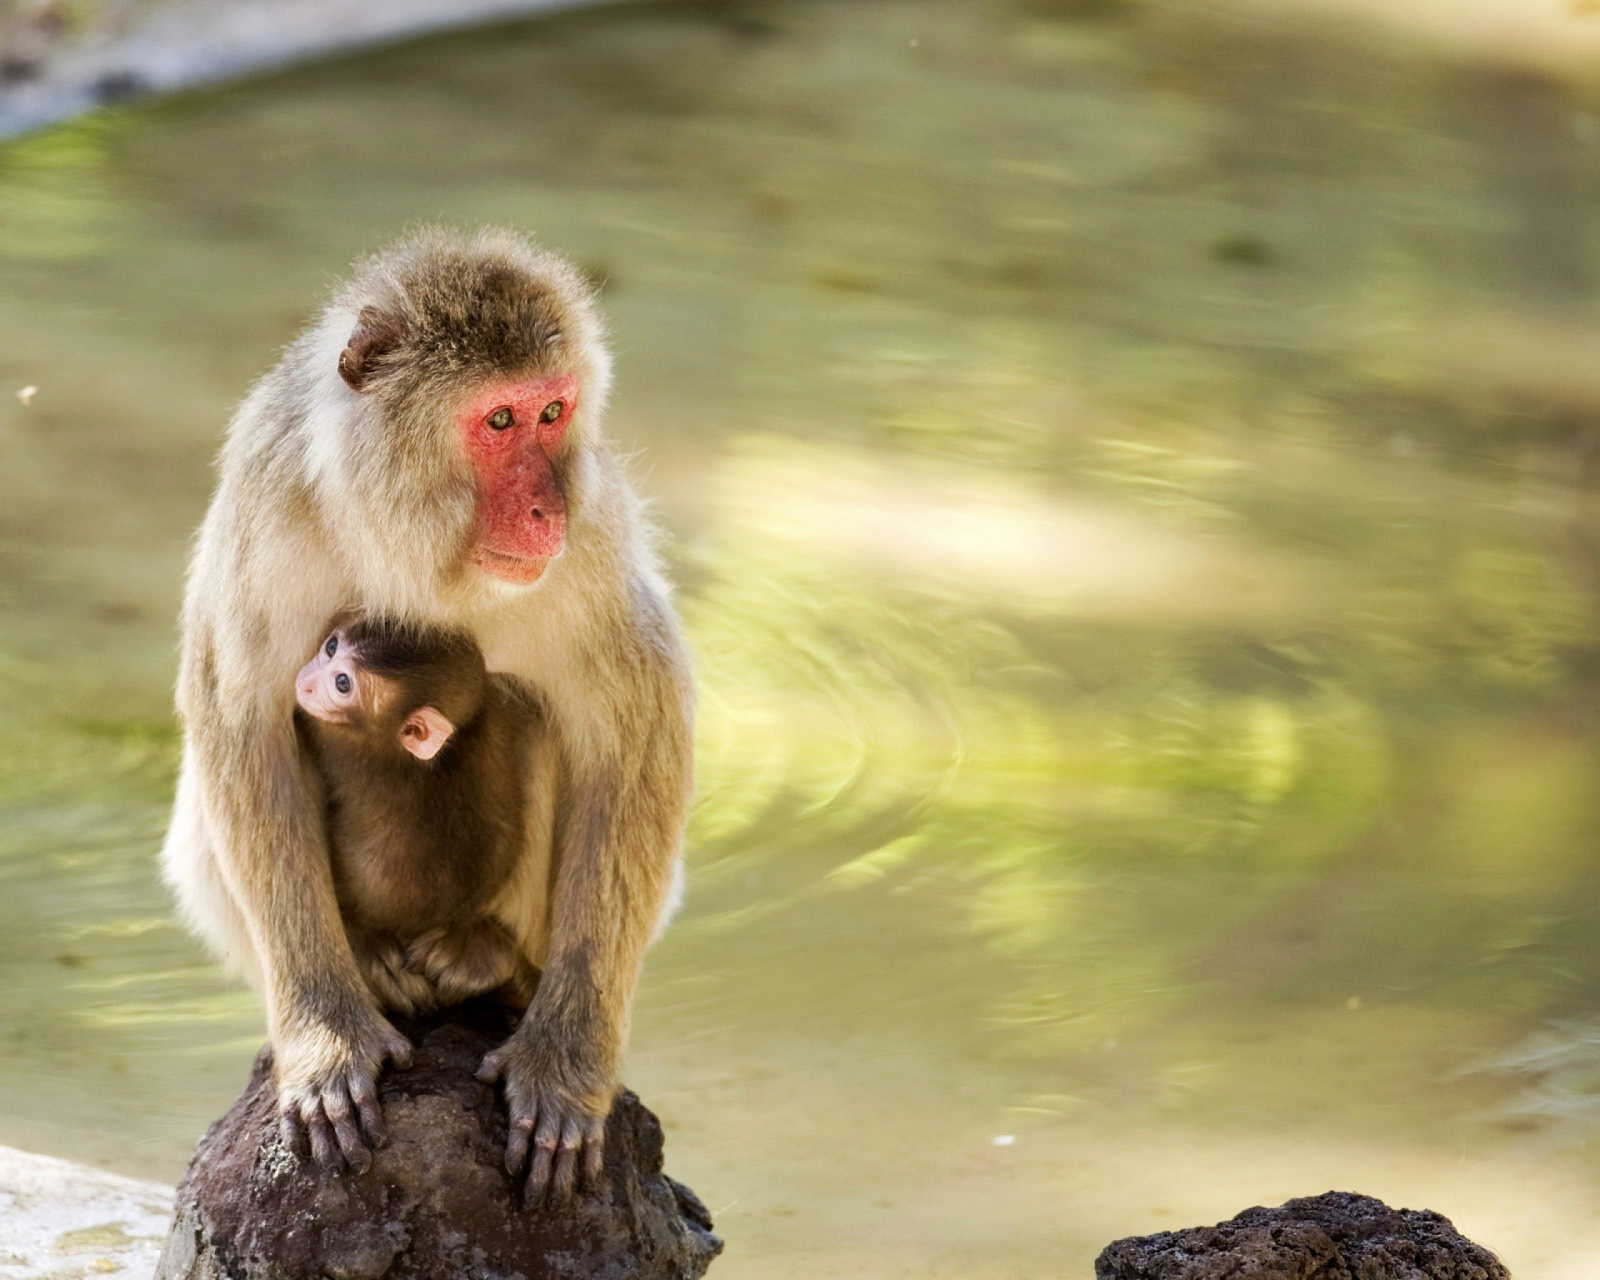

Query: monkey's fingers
304,1101,343,1172
504,1098,537,1176
581,1116,606,1186
322,1079,372,1174
523,1109,564,1207
474,1049,506,1085
280,1106,311,1162
348,1069,386,1149
547,1118,584,1205
383,1031,414,1071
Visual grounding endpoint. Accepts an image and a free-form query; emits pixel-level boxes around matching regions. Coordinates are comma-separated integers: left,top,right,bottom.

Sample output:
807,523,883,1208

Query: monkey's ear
338,306,404,392
399,706,454,761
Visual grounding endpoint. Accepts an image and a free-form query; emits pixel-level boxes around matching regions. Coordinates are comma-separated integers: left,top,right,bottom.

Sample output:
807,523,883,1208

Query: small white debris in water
16,385,37,405
992,1134,1015,1147
909,37,920,47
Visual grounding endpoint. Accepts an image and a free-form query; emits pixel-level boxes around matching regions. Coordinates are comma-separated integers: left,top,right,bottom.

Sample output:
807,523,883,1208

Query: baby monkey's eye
486,408,514,430
324,635,337,658
539,400,564,424
334,673,352,695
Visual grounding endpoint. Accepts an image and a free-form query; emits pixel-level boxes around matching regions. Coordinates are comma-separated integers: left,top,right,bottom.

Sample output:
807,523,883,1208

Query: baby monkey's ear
399,706,455,761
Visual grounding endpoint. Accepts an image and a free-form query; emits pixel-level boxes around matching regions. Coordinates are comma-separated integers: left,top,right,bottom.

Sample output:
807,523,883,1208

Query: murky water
5,0,1600,1272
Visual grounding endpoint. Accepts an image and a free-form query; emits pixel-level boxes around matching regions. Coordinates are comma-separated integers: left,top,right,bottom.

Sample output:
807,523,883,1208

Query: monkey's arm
477,591,692,1206
176,508,410,1173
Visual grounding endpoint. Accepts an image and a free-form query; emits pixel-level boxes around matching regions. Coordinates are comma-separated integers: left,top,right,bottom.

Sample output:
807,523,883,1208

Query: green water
5,0,1600,1272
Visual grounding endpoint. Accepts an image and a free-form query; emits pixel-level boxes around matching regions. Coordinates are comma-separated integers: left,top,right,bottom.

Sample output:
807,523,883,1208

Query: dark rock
154,1002,722,1280
1096,1190,1509,1280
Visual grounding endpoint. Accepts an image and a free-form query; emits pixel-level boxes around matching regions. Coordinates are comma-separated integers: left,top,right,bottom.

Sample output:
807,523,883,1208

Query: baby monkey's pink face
297,626,367,725
296,626,455,761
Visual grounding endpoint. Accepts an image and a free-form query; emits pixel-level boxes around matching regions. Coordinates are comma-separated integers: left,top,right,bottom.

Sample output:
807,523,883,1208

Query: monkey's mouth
472,548,550,585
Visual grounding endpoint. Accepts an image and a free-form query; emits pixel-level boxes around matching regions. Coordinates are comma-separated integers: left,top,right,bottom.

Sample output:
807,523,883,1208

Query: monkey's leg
477,635,692,1208
161,759,264,989
179,611,410,1176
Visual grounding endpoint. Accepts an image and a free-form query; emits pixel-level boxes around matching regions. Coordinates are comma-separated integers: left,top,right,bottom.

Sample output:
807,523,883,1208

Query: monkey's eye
324,635,337,658
334,673,352,696
539,400,564,424
486,408,514,431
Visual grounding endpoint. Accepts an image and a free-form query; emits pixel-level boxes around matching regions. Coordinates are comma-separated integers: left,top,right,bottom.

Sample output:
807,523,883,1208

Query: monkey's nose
525,506,566,556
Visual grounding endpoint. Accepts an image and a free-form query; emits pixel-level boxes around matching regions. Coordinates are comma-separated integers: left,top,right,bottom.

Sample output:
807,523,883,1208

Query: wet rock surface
1096,1190,1509,1280
154,1001,721,1280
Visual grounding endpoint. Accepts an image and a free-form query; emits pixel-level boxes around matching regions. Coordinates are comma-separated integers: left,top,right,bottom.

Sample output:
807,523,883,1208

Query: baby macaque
295,615,540,1016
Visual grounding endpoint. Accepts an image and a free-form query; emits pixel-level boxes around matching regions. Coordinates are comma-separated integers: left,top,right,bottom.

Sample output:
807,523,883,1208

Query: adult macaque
294,615,540,1030
161,228,693,1204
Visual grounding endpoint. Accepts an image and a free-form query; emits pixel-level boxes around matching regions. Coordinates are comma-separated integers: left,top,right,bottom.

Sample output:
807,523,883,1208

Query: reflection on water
4,0,1600,1273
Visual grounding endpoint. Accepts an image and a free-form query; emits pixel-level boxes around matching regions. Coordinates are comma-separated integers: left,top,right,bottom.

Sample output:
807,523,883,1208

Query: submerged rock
155,1002,721,1280
1096,1190,1508,1280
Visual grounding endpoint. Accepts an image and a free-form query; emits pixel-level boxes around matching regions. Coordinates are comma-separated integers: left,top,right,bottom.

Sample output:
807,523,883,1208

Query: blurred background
4,0,1600,1274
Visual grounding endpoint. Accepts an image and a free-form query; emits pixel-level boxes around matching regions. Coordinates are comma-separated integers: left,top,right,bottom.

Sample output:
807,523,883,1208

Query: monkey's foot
475,1033,611,1207
274,1005,412,1175
357,933,439,1016
406,920,525,1006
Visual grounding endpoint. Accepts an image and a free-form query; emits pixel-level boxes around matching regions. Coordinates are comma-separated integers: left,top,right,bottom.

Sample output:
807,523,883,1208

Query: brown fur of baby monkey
294,615,541,1027
160,227,693,1207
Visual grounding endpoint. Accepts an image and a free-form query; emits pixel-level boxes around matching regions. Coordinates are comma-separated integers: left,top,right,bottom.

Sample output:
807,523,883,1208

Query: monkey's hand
475,1028,613,1206
276,1006,413,1175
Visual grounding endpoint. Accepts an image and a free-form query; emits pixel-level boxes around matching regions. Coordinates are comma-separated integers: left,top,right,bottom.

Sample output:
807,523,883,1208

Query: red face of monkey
455,373,579,586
